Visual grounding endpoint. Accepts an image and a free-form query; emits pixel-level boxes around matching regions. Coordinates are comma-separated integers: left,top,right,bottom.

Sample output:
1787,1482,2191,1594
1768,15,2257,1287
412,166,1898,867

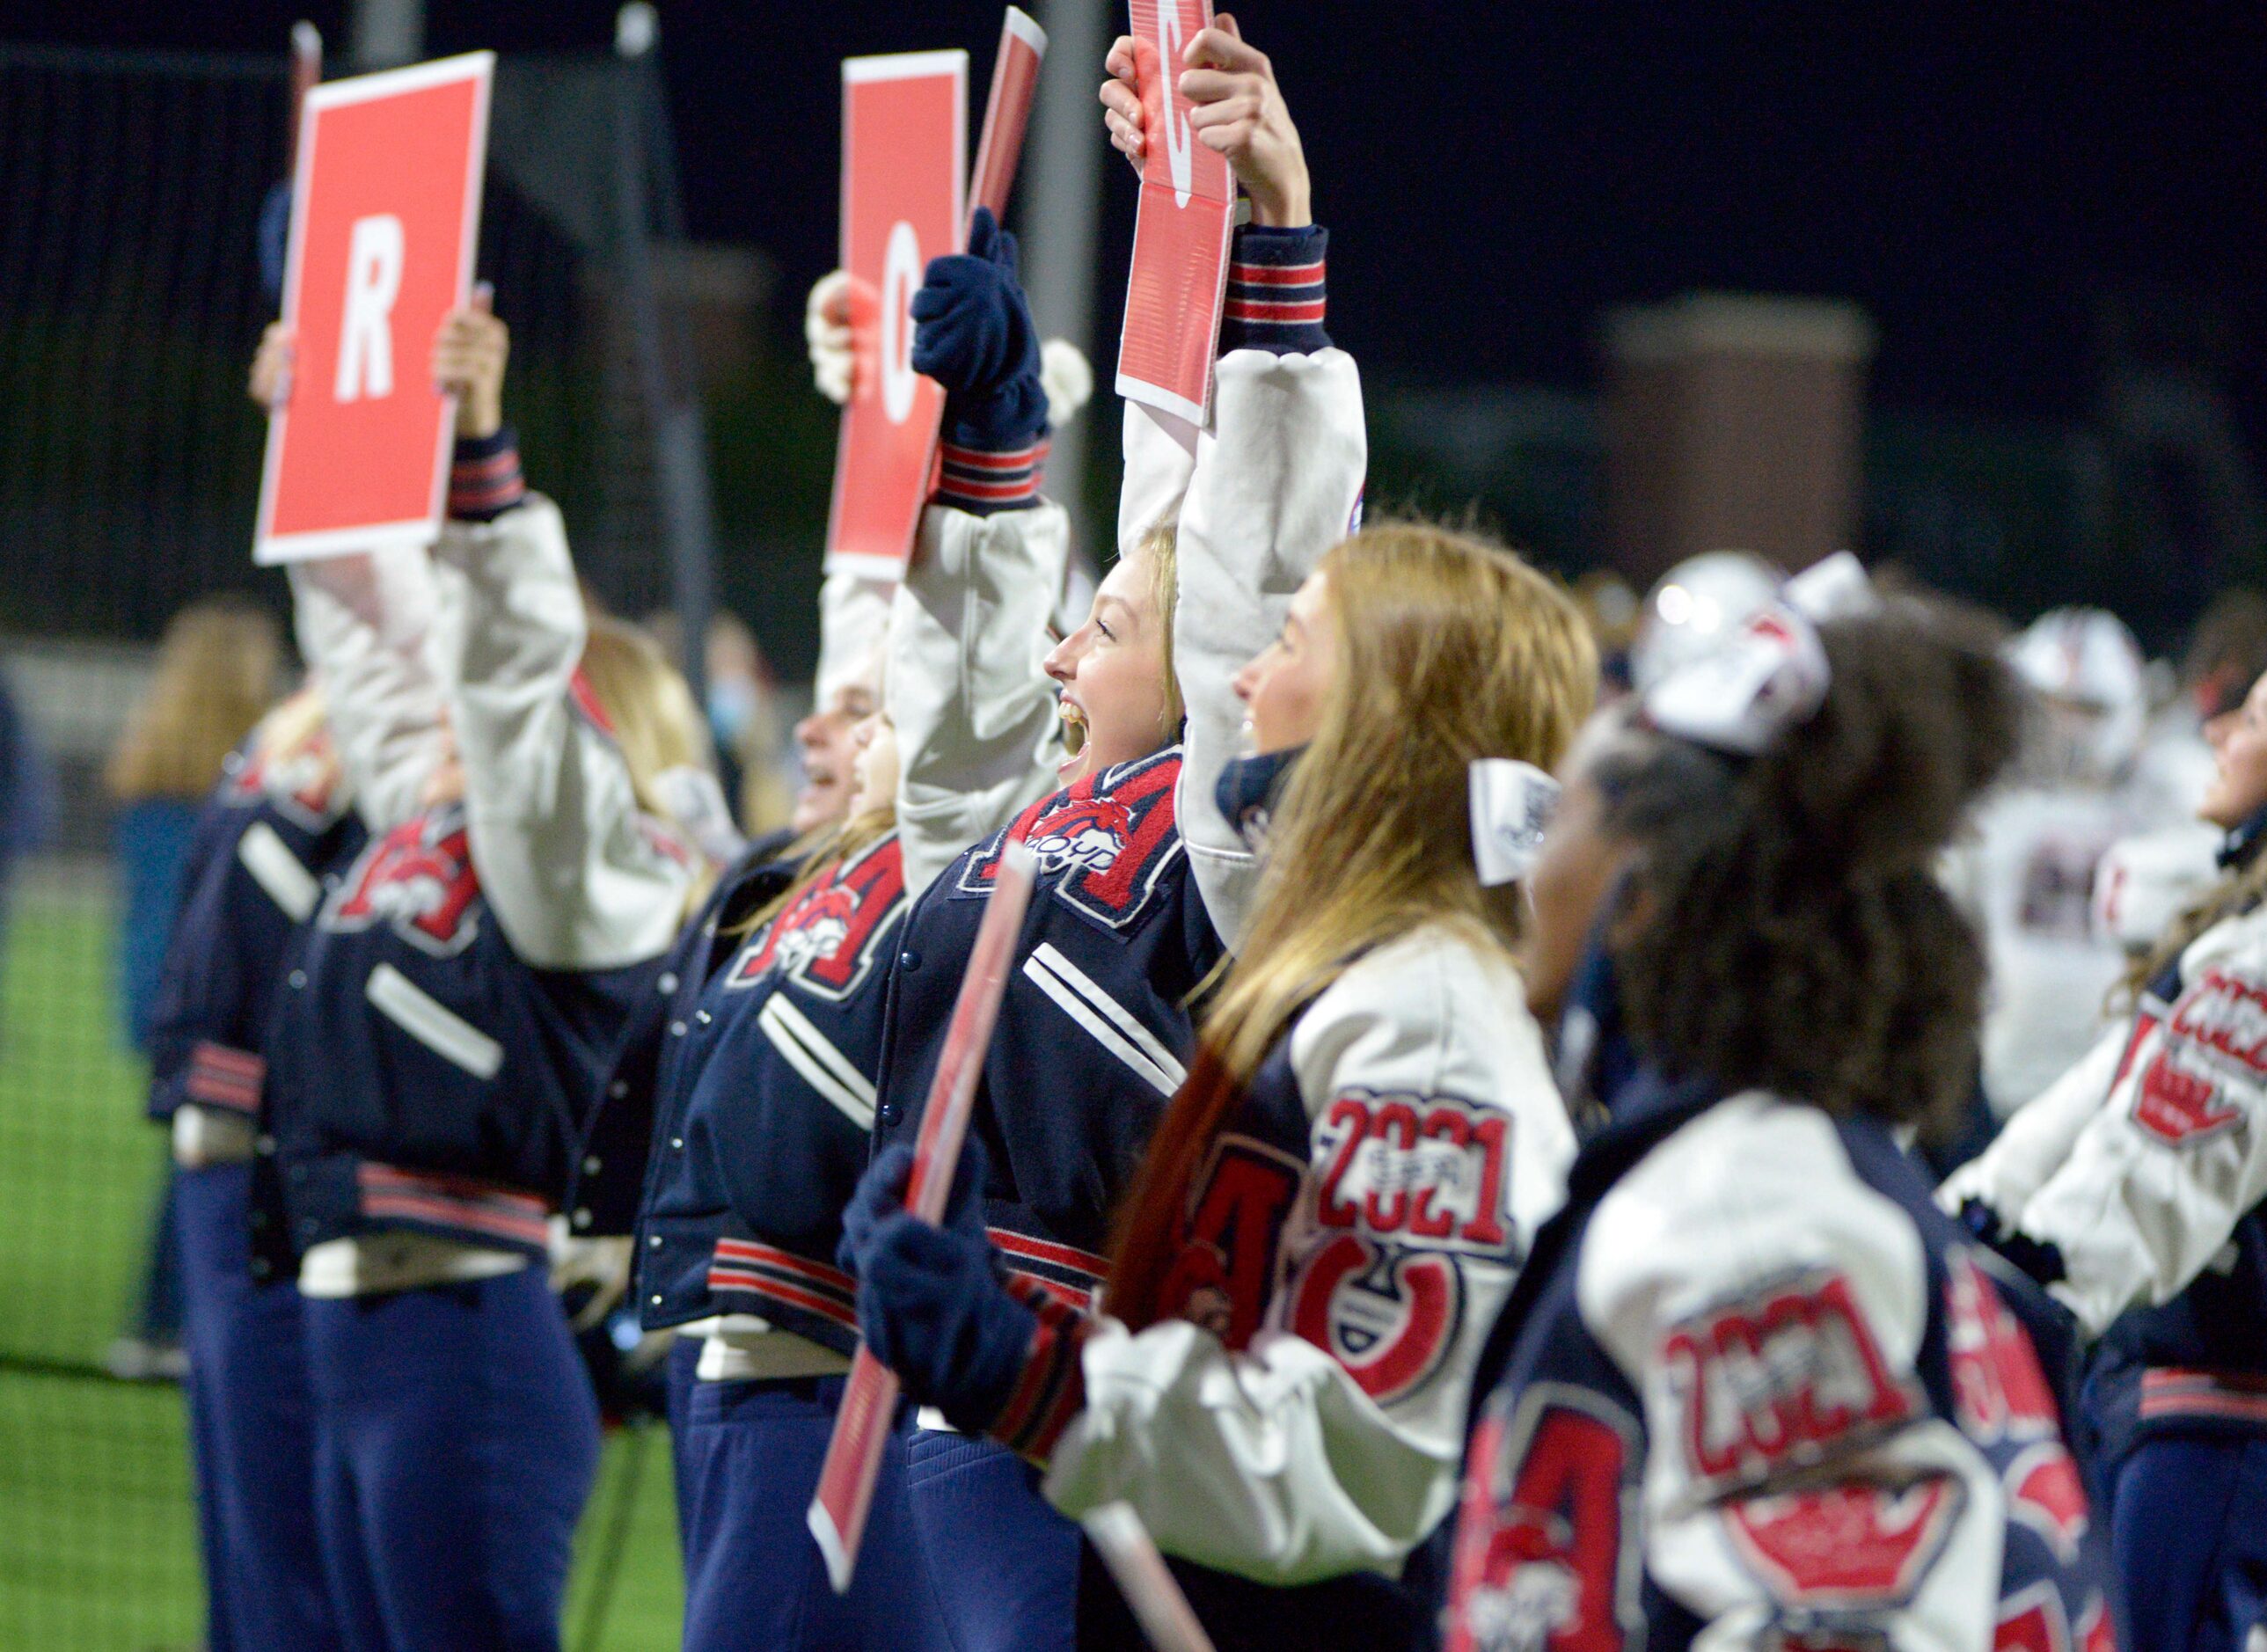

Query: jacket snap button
899,950,919,971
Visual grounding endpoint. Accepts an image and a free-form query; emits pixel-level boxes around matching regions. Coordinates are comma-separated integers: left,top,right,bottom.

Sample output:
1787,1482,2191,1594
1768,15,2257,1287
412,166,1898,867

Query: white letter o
881,220,921,425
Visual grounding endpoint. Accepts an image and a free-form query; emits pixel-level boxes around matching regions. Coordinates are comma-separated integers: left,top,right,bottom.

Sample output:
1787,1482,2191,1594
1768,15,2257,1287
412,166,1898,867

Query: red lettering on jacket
325,813,480,956
728,837,904,1002
1155,1135,1304,1351
1944,1253,2060,1443
1661,1270,1915,1487
1444,1388,1641,1652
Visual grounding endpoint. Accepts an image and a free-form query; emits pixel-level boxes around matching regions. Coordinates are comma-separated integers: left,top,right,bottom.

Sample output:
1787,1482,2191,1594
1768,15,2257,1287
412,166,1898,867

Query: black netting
0,40,695,1649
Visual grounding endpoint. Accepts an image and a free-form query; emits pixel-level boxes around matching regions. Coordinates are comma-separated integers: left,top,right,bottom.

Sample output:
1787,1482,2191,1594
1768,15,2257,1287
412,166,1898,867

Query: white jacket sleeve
1173,348,1367,952
428,495,694,971
1043,928,1575,1585
1937,1020,2129,1218
1580,1095,2011,1645
889,500,1071,902
287,549,448,835
814,572,894,710
2002,910,2267,1335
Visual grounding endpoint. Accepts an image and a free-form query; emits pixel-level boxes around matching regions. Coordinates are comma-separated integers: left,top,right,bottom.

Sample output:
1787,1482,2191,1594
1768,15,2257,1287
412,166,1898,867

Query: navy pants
303,1268,600,1652
175,1162,340,1652
664,1334,702,1544
2110,1430,2267,1652
904,1425,1081,1652
676,1371,941,1652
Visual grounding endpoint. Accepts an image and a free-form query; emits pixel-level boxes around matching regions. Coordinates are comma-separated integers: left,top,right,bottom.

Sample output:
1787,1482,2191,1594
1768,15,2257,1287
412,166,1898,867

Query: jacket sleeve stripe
1021,944,1187,1098
363,962,505,1079
236,820,321,921
756,993,879,1129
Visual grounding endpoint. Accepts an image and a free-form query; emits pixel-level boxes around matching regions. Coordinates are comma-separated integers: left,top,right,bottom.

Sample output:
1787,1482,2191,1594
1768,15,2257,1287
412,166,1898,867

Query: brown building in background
1604,293,1876,588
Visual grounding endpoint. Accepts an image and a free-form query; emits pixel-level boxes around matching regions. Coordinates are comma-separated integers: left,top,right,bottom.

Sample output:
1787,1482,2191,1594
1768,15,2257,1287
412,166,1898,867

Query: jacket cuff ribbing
1219,224,1329,355
986,1276,1090,1463
450,427,526,521
933,435,1049,515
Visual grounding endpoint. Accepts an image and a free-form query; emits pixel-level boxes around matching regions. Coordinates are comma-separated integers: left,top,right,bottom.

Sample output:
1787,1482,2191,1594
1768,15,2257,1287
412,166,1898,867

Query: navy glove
858,1209,1038,1432
837,1137,991,1278
910,208,1048,452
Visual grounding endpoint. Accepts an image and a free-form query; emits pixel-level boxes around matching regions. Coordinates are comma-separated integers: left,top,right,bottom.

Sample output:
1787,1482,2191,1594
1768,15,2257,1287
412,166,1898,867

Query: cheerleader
566,223,1075,1647
146,684,358,1652
1947,662,2267,1652
1441,569,2119,1649
849,516,1596,1651
252,300,709,1652
840,18,1411,1646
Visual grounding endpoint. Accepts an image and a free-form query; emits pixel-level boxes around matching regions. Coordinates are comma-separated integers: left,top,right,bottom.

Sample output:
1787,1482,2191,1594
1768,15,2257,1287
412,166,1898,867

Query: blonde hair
107,597,283,801
1206,523,1597,1080
1108,523,1597,1329
729,806,897,941
2124,852,2267,1008
1134,521,1185,728
577,615,718,906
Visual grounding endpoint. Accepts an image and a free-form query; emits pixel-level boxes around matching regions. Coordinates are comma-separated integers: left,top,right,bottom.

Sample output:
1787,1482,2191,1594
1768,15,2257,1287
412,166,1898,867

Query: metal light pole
1018,0,1110,560
348,0,424,69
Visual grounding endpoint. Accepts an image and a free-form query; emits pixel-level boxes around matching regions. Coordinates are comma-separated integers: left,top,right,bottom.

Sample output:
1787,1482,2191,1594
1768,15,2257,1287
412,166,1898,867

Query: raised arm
885,214,1071,900
424,300,696,971
1994,926,2267,1335
1106,19,1368,950
257,324,450,835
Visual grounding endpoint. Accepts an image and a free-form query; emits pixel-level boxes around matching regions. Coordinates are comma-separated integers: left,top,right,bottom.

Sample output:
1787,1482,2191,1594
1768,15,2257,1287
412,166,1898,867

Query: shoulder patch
2128,969,2267,1144
1660,1267,1919,1491
323,808,481,957
725,835,905,1003
960,747,1183,930
1288,1088,1518,1405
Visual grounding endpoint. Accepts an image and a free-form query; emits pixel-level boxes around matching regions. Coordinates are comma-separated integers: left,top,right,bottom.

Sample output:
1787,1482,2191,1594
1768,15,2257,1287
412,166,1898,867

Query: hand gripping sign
255,53,492,565
808,841,1037,1590
823,11,1047,579
1115,0,1236,427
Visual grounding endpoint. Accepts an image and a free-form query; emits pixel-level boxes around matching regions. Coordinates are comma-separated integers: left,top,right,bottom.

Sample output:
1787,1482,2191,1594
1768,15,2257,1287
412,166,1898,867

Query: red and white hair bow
1642,552,1876,756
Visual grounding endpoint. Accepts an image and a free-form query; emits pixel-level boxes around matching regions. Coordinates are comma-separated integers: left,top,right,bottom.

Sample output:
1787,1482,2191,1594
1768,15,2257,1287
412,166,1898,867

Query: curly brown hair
1588,595,2021,1136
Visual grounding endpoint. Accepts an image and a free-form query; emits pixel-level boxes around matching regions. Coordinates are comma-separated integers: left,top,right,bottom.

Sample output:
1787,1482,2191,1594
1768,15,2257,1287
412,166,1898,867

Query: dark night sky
6,0,2263,420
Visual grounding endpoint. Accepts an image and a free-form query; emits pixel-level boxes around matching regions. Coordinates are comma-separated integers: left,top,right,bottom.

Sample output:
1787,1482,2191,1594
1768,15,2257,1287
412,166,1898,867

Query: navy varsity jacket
265,474,704,1264
871,223,1367,1312
608,830,910,1350
873,745,1220,1305
144,725,362,1128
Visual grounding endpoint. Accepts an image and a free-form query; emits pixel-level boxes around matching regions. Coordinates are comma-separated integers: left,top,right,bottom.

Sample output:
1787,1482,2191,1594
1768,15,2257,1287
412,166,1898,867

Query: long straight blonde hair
1108,523,1597,1327
106,597,283,801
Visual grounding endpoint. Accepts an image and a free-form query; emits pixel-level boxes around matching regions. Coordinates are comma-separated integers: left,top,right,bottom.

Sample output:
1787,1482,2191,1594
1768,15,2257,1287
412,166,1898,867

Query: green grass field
0,866,685,1650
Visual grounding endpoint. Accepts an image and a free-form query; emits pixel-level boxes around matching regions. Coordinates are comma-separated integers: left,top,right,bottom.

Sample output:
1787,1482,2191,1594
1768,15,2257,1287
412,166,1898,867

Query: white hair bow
1642,552,1876,756
1469,759,1561,887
